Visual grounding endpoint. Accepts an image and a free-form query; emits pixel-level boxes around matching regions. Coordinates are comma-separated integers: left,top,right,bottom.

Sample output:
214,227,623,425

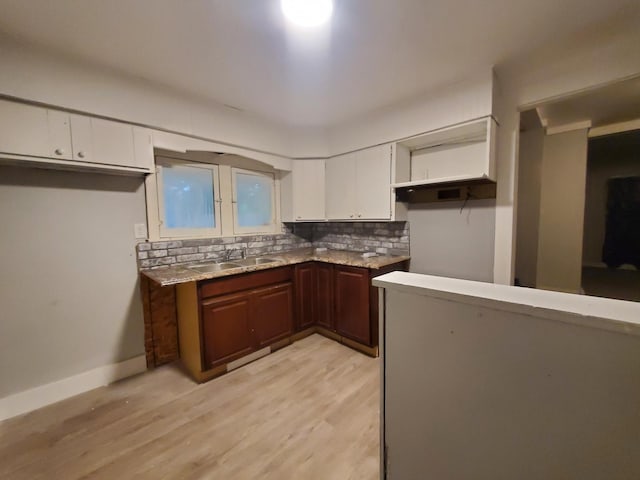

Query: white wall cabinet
291,159,326,221
280,159,326,222
70,115,153,170
357,145,393,219
0,99,72,160
325,144,407,221
0,99,153,174
393,116,497,189
325,152,358,220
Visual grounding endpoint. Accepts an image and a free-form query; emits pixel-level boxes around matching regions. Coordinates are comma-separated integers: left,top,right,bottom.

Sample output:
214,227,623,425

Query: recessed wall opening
515,76,640,302
582,131,640,301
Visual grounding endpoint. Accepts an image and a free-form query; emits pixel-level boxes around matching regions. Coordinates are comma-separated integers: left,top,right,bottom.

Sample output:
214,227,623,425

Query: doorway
514,76,640,301
581,130,640,301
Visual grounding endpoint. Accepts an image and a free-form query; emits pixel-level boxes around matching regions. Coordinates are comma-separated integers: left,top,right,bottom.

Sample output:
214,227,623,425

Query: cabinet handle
357,213,362,218
350,214,354,218
54,148,64,156
77,151,86,159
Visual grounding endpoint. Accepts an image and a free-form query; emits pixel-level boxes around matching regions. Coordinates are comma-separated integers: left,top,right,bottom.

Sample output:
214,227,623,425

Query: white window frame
155,157,222,239
231,167,277,235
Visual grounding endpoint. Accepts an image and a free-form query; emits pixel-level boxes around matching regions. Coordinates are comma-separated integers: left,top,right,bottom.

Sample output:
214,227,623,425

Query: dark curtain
602,176,640,269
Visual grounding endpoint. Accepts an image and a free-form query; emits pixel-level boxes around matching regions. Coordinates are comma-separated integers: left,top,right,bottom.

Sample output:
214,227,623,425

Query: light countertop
141,248,410,286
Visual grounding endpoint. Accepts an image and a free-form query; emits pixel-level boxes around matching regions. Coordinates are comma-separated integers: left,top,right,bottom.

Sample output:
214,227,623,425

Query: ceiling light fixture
281,0,333,27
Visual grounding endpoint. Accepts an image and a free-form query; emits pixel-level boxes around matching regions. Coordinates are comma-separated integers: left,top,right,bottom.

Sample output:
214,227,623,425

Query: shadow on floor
582,266,640,302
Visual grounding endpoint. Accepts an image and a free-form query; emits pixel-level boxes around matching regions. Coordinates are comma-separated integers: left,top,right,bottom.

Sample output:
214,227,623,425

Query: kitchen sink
187,262,242,273
236,257,281,266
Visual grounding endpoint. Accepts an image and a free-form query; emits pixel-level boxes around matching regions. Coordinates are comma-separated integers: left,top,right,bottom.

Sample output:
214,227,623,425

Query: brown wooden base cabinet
334,265,372,345
294,260,408,352
177,260,408,382
177,266,294,382
201,291,254,368
294,262,318,331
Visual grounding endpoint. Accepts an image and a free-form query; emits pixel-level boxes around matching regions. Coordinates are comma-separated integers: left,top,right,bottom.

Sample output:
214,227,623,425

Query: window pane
163,165,215,229
236,172,273,228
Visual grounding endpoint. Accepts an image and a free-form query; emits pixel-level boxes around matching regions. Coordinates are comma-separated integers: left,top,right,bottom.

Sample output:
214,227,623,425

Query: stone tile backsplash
312,222,409,255
136,222,409,269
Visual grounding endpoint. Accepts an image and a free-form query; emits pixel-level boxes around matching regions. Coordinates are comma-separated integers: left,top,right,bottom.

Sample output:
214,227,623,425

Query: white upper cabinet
47,110,73,160
291,159,326,221
67,115,153,173
70,115,152,171
356,145,392,219
325,151,357,220
0,99,153,175
392,116,497,188
0,99,72,160
132,127,155,171
69,114,93,161
325,144,406,221
280,158,327,222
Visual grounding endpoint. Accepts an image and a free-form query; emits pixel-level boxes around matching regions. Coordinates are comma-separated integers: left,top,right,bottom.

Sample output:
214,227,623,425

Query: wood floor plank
0,335,380,479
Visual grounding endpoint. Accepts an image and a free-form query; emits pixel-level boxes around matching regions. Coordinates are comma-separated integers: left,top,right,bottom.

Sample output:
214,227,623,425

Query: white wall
536,129,588,293
493,10,640,284
407,199,496,282
0,166,146,399
0,35,296,159
327,69,494,155
515,126,544,287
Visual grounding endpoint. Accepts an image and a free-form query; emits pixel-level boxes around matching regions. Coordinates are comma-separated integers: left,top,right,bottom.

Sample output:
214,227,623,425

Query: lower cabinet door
334,265,371,345
251,282,294,348
294,263,317,331
201,291,254,369
316,263,334,330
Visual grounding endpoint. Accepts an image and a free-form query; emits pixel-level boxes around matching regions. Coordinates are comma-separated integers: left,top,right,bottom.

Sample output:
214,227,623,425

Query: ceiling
0,0,637,128
537,76,640,130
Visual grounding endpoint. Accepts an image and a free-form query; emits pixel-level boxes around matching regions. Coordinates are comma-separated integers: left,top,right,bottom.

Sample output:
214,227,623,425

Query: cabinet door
356,144,392,219
0,100,49,157
251,283,294,348
91,118,137,168
201,291,254,369
70,115,138,168
0,100,72,160
334,265,371,345
316,263,334,330
292,160,325,221
70,114,93,162
132,127,154,171
294,263,317,331
325,153,357,220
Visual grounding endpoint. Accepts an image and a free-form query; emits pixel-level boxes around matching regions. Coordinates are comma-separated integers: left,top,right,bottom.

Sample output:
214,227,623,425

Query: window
232,168,276,234
148,155,280,240
156,158,221,238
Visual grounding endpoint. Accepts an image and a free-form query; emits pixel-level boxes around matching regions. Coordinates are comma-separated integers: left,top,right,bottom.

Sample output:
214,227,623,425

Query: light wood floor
0,335,380,480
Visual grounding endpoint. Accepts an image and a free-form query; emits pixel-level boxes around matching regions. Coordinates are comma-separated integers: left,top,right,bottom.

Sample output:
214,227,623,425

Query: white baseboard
0,355,147,422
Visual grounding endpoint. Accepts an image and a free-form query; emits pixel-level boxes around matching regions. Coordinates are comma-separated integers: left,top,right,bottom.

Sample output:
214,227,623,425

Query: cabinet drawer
200,266,293,299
